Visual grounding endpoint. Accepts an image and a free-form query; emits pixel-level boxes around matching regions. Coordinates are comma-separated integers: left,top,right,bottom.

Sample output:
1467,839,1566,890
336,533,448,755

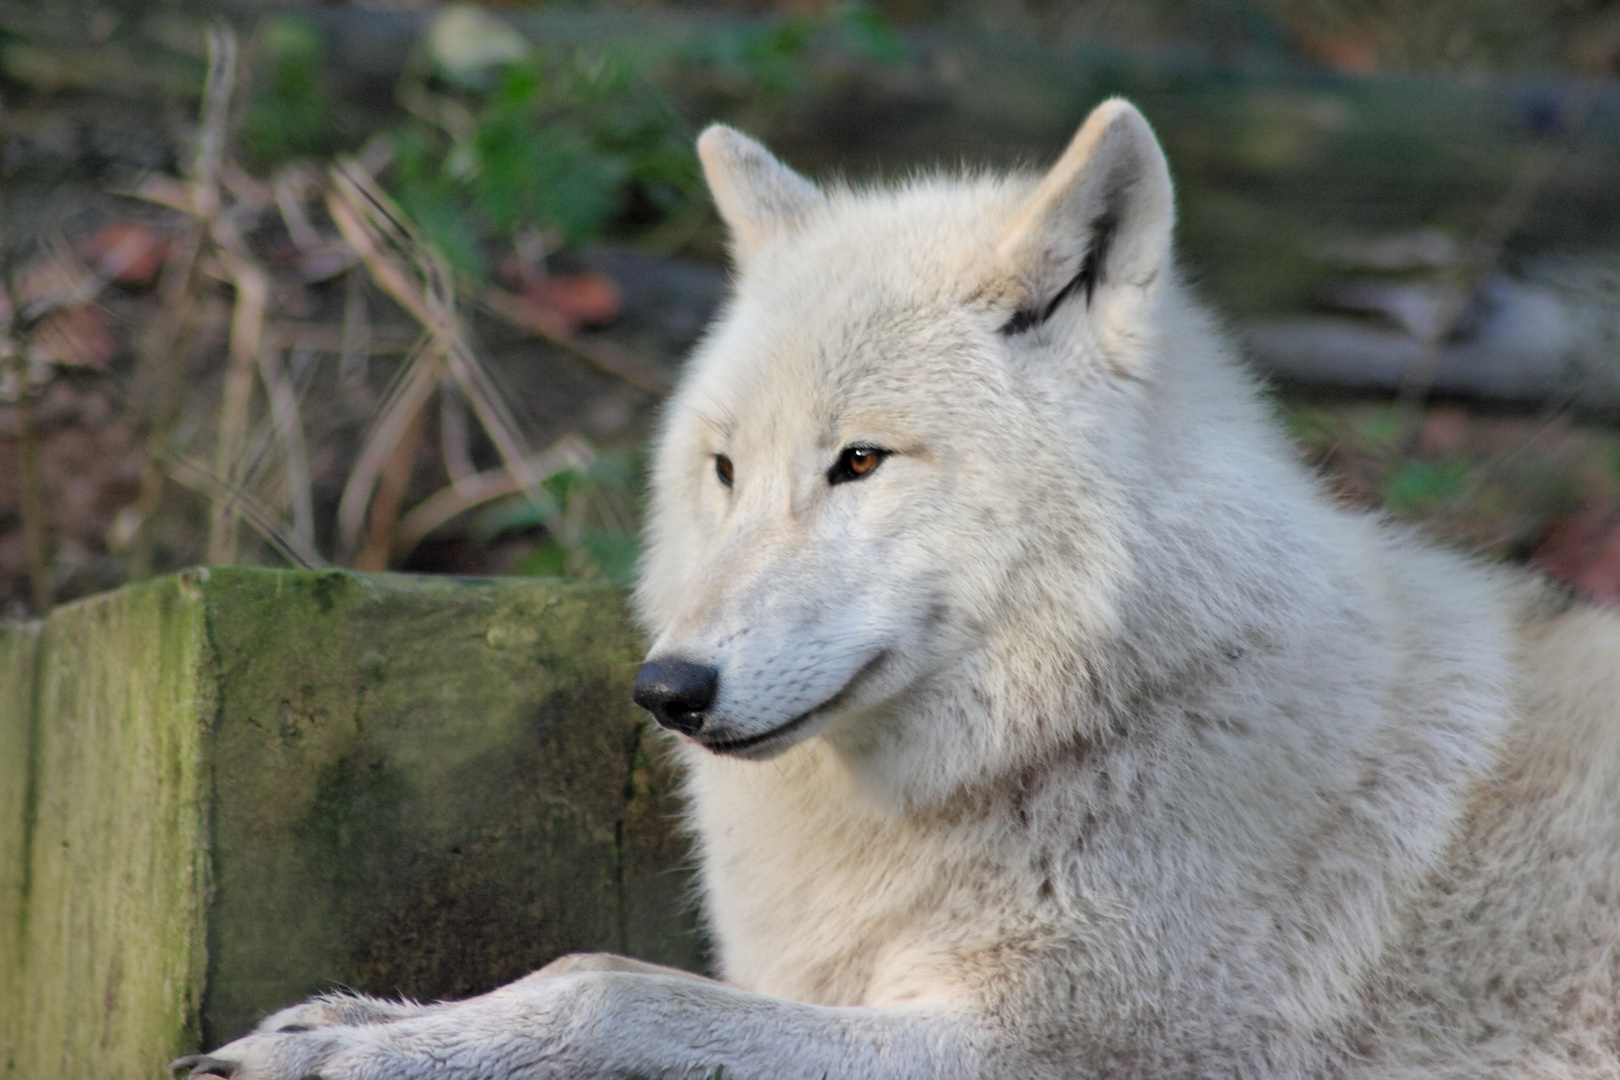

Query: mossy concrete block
0,569,699,1079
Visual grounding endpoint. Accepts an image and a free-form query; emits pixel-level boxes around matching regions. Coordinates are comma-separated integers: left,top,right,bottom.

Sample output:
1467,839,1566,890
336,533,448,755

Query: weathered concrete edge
11,572,216,1079
0,618,42,1074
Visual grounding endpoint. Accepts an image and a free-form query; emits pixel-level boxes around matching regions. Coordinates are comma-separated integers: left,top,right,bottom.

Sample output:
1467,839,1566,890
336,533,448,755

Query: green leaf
1385,458,1470,515
242,16,334,167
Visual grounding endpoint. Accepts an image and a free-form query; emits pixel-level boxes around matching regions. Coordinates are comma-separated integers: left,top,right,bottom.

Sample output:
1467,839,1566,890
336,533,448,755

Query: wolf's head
633,100,1239,802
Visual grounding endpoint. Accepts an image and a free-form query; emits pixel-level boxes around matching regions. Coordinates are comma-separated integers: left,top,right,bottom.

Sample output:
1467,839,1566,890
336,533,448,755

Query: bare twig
199,26,255,566
128,24,236,577
441,336,546,497
272,164,324,251
336,337,440,555
257,345,315,546
355,405,426,572
206,234,269,564
482,286,671,394
191,25,237,221
327,158,549,516
167,455,328,570
393,436,594,558
325,161,448,329
440,375,477,488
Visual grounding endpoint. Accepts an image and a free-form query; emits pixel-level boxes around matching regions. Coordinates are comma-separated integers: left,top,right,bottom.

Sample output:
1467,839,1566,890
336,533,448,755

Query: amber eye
715,454,734,488
828,445,889,486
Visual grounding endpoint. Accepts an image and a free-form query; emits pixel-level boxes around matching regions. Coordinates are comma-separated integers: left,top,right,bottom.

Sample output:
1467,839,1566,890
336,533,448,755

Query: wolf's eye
715,454,734,488
828,446,888,486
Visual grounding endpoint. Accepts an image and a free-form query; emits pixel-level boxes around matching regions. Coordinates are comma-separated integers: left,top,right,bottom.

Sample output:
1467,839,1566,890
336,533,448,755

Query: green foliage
242,17,334,168
1383,457,1471,515
1277,402,1338,449
678,3,903,97
391,37,699,279
681,15,821,96
828,2,908,65
385,3,901,278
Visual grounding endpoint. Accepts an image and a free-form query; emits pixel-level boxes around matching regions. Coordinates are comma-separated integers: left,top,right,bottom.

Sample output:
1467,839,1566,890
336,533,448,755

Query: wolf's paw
171,1025,360,1080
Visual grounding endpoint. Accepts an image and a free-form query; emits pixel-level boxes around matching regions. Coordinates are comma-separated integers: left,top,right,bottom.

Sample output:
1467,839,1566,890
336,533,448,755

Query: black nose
634,657,719,735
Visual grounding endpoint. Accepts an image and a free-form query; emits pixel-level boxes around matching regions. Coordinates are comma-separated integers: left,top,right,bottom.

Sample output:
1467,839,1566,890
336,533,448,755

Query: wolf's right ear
698,125,825,265
993,100,1174,369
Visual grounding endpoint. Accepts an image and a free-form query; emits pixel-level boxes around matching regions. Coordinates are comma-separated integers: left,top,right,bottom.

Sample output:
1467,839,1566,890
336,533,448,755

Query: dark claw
169,1054,238,1077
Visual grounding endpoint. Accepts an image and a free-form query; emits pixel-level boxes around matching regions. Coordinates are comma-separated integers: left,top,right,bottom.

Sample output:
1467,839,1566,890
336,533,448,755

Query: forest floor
2,2,1619,615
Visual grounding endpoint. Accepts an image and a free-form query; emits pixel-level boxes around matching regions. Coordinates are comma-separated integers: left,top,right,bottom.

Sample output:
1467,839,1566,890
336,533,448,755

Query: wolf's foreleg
252,992,440,1031
180,969,994,1080
225,952,712,1043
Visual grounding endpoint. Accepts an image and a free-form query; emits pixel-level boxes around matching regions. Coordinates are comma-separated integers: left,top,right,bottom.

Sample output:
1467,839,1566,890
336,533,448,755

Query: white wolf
179,100,1620,1080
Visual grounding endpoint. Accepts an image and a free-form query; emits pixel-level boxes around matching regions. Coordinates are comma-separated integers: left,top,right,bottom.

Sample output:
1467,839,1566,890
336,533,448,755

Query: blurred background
1,0,1618,616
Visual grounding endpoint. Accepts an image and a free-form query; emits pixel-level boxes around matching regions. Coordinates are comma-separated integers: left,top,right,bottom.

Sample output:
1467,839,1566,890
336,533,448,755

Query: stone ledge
0,569,700,1079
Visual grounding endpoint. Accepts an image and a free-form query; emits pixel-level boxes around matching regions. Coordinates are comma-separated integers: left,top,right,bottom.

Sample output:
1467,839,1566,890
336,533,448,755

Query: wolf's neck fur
682,283,1518,1057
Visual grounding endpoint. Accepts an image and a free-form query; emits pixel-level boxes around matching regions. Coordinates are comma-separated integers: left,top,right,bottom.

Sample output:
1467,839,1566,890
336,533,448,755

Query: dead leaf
1299,31,1380,73
84,221,171,288
521,271,620,330
28,306,116,370
1531,513,1620,605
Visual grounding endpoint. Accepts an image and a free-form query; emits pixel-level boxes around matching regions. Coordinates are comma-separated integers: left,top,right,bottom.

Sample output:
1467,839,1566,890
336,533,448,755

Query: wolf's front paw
171,1026,359,1080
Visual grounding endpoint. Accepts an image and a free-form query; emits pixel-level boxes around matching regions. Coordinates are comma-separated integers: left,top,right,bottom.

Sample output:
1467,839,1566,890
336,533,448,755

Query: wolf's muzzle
634,657,719,735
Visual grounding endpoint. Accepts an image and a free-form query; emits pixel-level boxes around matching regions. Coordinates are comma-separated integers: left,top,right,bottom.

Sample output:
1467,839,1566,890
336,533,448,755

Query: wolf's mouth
697,649,890,758
699,706,824,755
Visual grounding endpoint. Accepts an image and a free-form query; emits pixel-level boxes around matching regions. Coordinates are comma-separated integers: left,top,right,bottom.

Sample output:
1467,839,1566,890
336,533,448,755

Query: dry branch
482,287,671,394
356,406,427,572
167,455,328,570
326,159,552,547
335,337,439,555
206,238,270,564
256,345,315,547
129,25,238,576
439,376,478,488
393,435,594,558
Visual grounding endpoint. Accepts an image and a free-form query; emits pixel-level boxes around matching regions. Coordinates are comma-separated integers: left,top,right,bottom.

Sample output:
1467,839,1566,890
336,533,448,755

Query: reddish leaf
1531,514,1620,605
1417,407,1468,458
1299,32,1380,73
29,305,117,370
84,221,171,288
519,271,620,331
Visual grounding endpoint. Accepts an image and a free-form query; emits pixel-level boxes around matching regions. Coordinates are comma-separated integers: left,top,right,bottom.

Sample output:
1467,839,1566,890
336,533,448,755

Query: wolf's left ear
994,99,1174,366
698,125,825,265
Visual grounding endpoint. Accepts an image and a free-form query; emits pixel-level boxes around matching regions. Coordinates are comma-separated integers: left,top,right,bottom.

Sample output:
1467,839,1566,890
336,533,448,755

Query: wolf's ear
994,99,1174,364
698,125,825,264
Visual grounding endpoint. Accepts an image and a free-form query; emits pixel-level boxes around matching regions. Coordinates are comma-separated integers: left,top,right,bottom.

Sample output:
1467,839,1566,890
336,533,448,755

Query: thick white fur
185,100,1620,1080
